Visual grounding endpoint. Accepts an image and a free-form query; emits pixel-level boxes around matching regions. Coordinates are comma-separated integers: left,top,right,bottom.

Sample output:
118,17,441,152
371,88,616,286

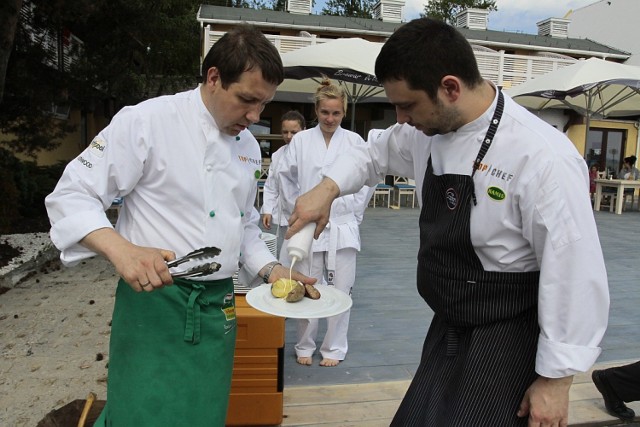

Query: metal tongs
167,246,222,278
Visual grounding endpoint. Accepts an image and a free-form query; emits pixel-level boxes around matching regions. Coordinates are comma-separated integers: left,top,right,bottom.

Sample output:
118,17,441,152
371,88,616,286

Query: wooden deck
280,361,640,427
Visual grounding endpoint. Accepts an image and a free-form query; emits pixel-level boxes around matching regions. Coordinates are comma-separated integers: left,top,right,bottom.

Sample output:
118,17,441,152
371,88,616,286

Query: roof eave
467,38,630,60
195,17,395,37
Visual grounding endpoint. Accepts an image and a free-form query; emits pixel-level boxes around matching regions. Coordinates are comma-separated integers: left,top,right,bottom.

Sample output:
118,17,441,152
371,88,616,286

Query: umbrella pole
584,114,591,157
351,99,356,131
584,93,592,166
350,83,356,131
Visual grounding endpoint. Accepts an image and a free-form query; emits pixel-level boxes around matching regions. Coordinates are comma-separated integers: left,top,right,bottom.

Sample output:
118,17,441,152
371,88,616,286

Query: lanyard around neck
470,90,504,206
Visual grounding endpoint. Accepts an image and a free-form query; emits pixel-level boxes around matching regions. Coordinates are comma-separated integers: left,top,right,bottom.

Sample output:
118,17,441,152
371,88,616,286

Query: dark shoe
592,369,636,421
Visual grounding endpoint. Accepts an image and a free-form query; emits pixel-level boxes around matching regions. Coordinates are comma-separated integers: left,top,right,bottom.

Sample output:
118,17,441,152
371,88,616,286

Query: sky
313,0,599,35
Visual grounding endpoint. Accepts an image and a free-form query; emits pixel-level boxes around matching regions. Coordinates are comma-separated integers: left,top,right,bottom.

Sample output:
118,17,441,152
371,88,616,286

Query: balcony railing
21,3,83,73
203,26,576,90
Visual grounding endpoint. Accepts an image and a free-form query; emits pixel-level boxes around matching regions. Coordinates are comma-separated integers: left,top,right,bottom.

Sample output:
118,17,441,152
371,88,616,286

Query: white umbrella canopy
275,38,388,129
505,58,640,119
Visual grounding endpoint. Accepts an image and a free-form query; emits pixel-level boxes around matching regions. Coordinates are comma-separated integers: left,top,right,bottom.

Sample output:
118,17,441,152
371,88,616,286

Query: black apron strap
470,90,504,205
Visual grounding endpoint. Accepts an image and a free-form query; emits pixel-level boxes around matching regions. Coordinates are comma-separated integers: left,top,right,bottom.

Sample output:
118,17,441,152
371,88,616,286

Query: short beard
424,102,463,136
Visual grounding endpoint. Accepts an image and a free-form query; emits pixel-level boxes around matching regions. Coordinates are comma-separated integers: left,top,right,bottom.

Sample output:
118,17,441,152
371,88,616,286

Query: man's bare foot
319,358,340,367
297,356,313,366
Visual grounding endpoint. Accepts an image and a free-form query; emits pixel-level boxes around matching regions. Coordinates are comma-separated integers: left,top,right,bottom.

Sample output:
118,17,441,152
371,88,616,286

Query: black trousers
606,360,640,403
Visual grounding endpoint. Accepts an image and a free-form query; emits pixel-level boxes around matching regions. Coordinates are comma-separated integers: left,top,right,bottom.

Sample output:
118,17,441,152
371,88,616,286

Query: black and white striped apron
392,92,541,426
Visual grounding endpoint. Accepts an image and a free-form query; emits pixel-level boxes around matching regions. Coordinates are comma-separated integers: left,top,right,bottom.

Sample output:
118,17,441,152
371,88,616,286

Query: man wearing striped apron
46,26,314,426
287,18,609,426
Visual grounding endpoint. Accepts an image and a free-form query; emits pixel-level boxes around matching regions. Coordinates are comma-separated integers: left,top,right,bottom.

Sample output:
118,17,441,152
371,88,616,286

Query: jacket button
209,210,215,217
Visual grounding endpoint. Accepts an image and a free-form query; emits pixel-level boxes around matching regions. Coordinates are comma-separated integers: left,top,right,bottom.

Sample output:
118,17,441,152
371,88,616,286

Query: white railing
203,27,576,89
203,27,335,57
21,3,83,73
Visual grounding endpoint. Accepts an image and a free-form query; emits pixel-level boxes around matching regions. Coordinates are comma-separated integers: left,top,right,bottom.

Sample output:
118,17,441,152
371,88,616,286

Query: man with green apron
46,26,315,426
287,18,609,425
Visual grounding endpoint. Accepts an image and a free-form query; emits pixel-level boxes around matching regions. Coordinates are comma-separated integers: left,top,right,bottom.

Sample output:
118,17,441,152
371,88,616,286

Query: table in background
593,178,640,215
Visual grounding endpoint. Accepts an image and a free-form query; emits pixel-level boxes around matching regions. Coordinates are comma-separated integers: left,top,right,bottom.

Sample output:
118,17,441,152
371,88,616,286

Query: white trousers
293,248,356,360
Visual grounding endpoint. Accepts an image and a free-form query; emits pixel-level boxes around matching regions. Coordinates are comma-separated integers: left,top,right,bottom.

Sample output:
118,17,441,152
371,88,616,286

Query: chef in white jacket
278,78,373,367
287,19,609,426
261,110,306,260
45,27,314,427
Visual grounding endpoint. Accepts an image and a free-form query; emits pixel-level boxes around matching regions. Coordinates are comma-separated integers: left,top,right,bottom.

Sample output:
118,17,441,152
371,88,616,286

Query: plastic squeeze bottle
287,223,316,271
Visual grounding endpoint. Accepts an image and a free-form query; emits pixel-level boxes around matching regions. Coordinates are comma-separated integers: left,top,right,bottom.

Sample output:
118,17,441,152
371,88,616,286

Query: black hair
201,25,284,88
281,110,305,129
375,18,484,101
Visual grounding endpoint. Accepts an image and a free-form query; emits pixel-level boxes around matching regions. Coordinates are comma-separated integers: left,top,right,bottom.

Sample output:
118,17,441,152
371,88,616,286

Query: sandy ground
0,255,115,426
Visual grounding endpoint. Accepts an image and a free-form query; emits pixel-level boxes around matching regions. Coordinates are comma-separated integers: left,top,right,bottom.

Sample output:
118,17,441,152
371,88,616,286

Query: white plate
245,284,352,319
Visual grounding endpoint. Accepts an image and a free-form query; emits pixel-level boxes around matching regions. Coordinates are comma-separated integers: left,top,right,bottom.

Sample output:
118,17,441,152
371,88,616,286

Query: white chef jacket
260,146,292,227
325,89,610,378
278,126,371,254
45,86,275,281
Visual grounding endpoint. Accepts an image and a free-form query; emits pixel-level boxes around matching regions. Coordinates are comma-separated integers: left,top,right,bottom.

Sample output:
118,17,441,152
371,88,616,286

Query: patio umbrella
505,58,640,140
275,38,387,130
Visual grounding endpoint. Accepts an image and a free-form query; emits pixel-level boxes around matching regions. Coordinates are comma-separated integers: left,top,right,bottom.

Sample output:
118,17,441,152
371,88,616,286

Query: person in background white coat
45,26,315,427
286,18,609,425
261,110,306,259
278,78,372,367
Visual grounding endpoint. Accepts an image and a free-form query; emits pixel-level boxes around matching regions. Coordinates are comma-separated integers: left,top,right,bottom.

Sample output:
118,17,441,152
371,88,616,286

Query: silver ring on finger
140,281,151,288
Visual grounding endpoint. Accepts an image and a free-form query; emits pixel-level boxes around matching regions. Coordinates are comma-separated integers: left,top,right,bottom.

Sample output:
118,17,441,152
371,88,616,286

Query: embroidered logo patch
445,188,458,210
221,293,236,322
89,138,106,158
487,186,506,201
77,156,93,169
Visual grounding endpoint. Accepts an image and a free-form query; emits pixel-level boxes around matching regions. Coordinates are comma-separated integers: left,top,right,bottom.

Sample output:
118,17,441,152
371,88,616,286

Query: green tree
0,0,23,103
0,0,203,229
422,0,497,24
63,0,202,108
322,0,376,18
0,0,78,156
0,0,203,157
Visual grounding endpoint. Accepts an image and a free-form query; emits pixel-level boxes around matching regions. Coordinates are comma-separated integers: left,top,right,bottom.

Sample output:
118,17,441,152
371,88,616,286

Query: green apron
94,277,236,426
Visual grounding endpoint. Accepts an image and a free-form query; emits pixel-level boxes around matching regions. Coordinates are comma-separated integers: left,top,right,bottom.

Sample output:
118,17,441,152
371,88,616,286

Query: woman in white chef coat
278,78,372,367
261,110,306,259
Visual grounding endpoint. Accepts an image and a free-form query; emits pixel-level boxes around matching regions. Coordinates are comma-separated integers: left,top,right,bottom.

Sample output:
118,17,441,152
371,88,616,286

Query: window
248,119,271,136
585,128,626,177
48,103,70,120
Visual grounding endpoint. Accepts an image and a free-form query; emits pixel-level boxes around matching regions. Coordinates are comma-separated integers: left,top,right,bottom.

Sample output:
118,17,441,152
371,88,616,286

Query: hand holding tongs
167,246,222,278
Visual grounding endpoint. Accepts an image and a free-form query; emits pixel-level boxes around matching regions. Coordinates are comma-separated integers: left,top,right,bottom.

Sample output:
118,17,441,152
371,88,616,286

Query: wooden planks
280,363,640,426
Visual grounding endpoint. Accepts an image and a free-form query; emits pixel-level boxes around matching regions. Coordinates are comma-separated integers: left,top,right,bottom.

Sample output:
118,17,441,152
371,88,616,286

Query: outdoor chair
598,191,636,213
391,176,416,208
255,160,270,208
107,197,123,225
369,182,392,208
